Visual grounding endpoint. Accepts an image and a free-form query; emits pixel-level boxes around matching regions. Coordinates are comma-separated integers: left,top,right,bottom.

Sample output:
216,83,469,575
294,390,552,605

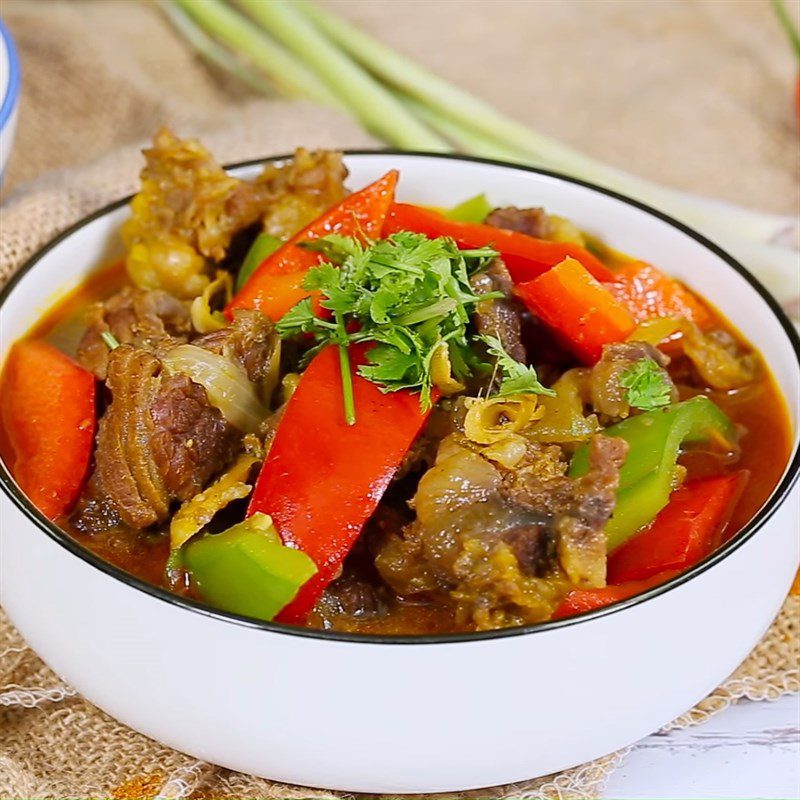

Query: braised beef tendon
374,431,627,630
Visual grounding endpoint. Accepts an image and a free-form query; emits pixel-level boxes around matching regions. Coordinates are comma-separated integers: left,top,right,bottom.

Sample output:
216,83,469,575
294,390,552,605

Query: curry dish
0,130,792,635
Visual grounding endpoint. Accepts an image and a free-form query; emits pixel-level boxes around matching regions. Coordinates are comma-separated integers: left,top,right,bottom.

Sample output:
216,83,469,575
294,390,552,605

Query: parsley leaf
479,335,556,398
276,298,323,336
278,232,499,421
619,358,673,410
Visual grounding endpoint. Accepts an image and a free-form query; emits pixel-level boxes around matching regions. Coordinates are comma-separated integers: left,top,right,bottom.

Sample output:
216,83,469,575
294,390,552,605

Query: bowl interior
1,152,798,637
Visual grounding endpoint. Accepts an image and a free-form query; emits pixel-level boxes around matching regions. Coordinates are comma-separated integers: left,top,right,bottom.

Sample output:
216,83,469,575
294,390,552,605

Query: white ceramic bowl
0,19,20,180
1,154,799,794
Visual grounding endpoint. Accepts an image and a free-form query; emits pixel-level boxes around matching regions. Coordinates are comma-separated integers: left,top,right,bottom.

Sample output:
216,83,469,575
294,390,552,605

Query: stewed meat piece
121,129,348,298
504,435,629,589
193,308,279,389
77,287,191,380
88,345,239,529
589,341,676,419
255,147,348,239
486,206,551,239
374,430,627,629
470,259,527,364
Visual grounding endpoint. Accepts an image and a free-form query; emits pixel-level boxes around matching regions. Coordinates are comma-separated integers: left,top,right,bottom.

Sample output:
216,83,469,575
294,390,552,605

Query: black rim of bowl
1,150,798,645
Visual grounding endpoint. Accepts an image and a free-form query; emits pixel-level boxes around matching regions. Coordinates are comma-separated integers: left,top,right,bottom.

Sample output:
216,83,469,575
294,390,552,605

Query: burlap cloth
0,2,798,798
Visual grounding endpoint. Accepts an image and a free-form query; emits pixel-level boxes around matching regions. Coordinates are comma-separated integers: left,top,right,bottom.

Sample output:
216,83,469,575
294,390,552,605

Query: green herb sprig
620,358,673,411
277,232,501,423
479,334,556,399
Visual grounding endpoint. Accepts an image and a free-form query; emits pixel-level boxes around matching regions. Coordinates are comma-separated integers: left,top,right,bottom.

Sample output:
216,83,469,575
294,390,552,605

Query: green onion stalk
171,0,343,106
160,0,277,96
160,0,799,309
237,0,448,150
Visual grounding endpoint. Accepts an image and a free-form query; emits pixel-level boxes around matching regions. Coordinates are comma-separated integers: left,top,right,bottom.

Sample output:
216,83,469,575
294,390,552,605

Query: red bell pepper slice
383,203,615,283
515,257,637,364
0,340,96,519
552,570,680,620
226,170,399,321
607,471,749,584
604,261,714,329
248,343,434,623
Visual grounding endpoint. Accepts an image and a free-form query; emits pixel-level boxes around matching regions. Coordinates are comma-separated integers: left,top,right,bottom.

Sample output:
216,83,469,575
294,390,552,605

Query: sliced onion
190,270,233,333
463,395,542,445
430,342,465,396
162,344,267,433
170,454,259,551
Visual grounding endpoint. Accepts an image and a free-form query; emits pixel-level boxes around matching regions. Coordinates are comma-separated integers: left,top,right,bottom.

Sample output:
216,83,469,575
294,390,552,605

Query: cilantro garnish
276,232,500,423
619,358,673,411
479,335,556,399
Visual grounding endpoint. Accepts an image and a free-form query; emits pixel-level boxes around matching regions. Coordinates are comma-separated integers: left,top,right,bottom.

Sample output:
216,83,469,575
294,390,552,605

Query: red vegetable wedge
226,170,399,321
607,471,749,584
515,257,637,364
248,343,434,623
383,203,615,283
604,261,713,328
552,570,680,620
0,340,96,519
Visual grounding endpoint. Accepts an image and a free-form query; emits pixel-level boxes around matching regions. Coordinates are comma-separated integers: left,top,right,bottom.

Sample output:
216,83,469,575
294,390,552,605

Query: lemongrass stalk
235,0,449,150
298,0,796,247
401,95,528,163
160,1,277,97
773,0,800,61
404,96,799,307
172,0,343,108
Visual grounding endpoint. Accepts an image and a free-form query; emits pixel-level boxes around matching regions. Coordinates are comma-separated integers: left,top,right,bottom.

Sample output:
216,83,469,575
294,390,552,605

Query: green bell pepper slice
235,233,284,292
570,396,736,551
445,193,492,224
184,513,317,622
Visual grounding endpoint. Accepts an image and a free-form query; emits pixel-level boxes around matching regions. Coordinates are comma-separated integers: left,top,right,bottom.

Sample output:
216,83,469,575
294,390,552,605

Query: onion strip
162,344,268,433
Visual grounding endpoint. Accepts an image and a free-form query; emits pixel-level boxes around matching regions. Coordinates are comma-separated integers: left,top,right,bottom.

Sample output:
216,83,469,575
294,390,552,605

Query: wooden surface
605,694,800,798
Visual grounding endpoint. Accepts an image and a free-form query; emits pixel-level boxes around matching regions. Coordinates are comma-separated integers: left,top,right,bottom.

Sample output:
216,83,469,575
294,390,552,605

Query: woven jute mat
1,2,798,798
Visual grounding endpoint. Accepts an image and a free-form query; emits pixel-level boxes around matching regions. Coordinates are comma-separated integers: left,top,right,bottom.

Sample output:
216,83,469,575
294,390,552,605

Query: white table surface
603,694,800,799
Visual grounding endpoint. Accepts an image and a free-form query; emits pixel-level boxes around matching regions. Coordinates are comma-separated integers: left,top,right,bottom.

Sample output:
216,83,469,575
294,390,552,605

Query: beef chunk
150,373,238,500
77,287,191,380
589,341,676,419
374,430,627,629
505,435,629,589
486,206,550,239
193,308,278,387
256,148,348,239
502,520,558,578
91,345,239,528
470,259,527,364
